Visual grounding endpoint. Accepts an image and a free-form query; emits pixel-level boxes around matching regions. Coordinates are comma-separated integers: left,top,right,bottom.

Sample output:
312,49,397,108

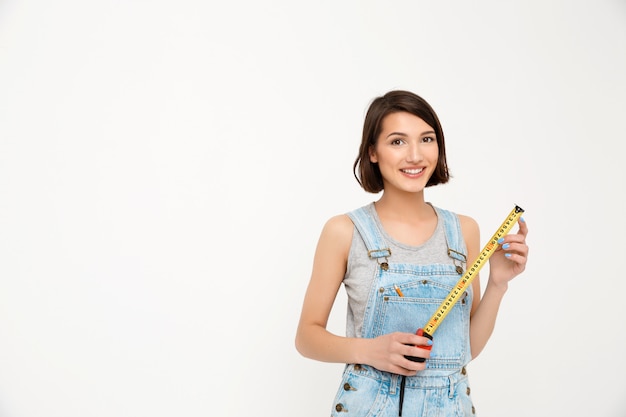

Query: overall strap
346,205,391,260
434,206,467,264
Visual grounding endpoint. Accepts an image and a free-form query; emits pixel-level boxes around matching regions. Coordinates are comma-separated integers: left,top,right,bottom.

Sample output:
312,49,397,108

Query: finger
500,231,528,246
400,352,429,372
501,241,529,256
400,362,427,375
403,344,432,360
394,364,423,376
400,332,433,347
517,216,528,237
404,334,433,346
503,252,527,266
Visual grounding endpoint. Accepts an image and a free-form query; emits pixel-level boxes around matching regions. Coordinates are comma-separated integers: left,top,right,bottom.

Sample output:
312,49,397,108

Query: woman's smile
400,167,425,176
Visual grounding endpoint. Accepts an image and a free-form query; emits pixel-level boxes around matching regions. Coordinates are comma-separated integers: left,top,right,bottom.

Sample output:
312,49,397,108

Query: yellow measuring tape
401,205,525,416
421,204,525,337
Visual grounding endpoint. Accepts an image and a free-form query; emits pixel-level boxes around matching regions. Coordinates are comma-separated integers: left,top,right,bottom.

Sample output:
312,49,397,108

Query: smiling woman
354,91,450,194
1,1,625,416
369,112,440,200
295,90,529,417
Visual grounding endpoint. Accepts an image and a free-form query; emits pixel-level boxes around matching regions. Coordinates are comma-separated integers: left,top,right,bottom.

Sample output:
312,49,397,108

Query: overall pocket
370,265,471,368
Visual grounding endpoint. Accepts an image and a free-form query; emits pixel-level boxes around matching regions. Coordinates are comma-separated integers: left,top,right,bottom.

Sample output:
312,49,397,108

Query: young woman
295,90,529,416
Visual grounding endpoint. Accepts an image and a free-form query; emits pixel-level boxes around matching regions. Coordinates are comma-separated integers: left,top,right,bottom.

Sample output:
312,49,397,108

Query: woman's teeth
401,168,423,174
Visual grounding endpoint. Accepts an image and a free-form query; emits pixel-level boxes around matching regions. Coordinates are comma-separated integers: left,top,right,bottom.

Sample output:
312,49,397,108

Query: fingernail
520,217,526,223
505,253,511,258
427,339,433,346
497,238,505,244
502,243,510,249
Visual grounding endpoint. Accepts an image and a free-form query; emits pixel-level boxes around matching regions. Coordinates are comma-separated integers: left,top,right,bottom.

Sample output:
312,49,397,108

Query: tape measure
410,204,525,358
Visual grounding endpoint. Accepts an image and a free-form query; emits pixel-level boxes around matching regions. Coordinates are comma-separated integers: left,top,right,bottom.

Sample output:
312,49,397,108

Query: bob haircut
353,90,450,193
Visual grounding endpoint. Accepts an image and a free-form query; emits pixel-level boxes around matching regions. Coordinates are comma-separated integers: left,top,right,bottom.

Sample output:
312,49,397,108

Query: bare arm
295,215,433,375
462,215,529,359
294,214,360,363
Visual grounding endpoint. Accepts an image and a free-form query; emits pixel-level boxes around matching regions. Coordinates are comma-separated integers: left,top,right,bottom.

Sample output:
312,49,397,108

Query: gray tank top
343,202,467,338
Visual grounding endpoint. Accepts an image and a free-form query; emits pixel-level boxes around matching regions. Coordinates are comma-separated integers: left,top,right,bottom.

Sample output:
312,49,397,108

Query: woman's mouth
400,168,424,175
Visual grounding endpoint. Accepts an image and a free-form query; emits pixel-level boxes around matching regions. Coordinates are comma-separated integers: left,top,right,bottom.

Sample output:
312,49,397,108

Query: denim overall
331,206,476,416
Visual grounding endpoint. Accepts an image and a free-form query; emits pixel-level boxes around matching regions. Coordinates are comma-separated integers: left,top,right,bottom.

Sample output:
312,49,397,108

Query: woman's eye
423,136,436,143
391,138,404,145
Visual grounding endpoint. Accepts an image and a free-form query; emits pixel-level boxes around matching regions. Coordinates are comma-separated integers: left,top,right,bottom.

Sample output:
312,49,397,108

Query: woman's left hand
488,217,529,288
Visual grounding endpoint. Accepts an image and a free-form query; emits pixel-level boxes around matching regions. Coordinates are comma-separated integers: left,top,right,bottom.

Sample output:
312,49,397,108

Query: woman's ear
369,146,378,163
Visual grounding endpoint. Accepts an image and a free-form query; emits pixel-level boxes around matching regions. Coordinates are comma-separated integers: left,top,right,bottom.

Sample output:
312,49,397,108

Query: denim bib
331,206,477,416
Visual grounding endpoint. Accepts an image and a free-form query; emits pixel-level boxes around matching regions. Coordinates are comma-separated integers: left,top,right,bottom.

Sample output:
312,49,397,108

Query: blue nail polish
505,253,511,258
502,243,510,249
427,339,433,346
520,217,526,223
497,238,504,244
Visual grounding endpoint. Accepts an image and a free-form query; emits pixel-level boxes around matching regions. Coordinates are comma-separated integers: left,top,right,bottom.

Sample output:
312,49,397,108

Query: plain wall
1,1,625,416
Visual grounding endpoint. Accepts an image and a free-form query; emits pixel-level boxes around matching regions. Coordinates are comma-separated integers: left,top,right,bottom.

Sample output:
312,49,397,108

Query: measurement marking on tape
422,205,525,336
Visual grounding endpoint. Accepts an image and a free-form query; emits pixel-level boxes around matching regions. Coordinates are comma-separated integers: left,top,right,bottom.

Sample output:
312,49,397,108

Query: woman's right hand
364,332,433,376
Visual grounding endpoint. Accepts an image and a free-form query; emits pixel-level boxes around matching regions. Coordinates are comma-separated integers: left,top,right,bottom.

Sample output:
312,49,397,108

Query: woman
295,90,529,416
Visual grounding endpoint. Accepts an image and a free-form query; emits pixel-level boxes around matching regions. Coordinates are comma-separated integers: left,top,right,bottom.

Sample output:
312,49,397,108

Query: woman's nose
406,143,422,162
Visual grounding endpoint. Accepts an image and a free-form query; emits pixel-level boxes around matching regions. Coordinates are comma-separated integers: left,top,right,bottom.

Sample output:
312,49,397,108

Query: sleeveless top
343,202,473,368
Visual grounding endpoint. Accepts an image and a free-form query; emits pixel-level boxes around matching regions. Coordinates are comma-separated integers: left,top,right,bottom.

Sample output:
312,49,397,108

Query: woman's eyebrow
386,131,408,138
386,130,436,138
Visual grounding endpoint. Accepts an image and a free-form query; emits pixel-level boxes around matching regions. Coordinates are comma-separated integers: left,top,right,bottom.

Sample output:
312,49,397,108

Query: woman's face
369,111,439,194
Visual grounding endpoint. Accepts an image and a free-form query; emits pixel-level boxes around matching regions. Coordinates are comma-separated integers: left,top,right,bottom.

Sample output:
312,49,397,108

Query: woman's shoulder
433,205,479,233
456,213,479,232
322,202,373,236
321,213,355,239
455,212,480,248
315,214,355,260
434,205,480,240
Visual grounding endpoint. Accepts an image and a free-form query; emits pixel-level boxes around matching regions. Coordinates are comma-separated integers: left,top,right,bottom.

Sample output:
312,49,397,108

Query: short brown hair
353,90,450,193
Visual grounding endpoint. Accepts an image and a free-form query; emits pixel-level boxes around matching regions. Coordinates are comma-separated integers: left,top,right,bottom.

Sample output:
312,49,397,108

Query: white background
1,1,625,416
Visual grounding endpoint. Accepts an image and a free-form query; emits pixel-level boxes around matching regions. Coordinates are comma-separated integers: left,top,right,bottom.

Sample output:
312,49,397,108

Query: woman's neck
374,190,433,222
